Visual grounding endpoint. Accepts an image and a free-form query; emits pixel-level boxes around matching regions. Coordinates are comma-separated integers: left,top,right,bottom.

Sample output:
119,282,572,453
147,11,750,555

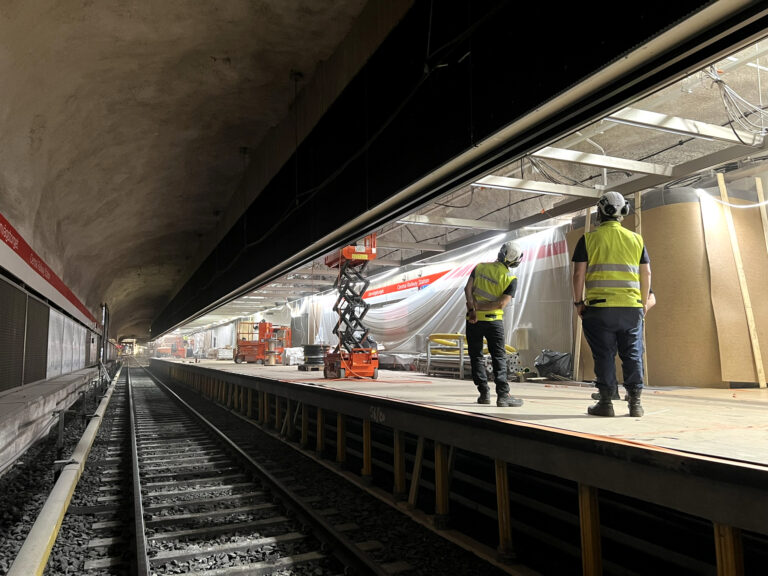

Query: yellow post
434,441,450,529
408,437,425,508
274,394,281,430
286,399,294,438
336,413,346,464
316,407,325,455
714,522,744,576
578,483,603,576
393,429,407,500
495,459,515,559
300,403,309,447
361,419,372,479
260,391,268,425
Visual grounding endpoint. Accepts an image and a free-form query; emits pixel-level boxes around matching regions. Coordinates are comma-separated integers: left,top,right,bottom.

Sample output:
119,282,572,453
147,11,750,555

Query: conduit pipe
7,367,122,576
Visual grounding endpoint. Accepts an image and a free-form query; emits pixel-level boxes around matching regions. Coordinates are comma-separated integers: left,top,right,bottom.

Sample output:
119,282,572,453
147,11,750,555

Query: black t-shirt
571,236,650,263
470,266,517,297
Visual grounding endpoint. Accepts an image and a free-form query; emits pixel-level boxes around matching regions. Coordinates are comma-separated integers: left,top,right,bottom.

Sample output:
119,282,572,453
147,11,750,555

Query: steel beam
533,146,674,176
474,175,603,199
396,214,511,231
607,107,763,146
376,240,446,252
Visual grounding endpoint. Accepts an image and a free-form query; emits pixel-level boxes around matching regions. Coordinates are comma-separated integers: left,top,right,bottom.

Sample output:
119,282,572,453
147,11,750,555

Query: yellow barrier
426,333,516,355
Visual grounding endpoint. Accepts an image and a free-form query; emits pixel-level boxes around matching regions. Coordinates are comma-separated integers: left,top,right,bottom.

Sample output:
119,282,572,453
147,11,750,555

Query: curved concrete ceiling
3,1,767,345
0,0,370,341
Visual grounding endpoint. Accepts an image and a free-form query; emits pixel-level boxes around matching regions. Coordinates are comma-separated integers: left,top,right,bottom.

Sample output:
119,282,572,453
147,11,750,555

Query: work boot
477,389,491,405
587,393,615,417
591,388,620,401
497,394,523,407
627,389,644,417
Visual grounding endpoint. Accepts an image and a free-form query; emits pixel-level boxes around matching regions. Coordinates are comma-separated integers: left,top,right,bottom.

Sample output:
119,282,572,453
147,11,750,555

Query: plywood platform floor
166,359,768,468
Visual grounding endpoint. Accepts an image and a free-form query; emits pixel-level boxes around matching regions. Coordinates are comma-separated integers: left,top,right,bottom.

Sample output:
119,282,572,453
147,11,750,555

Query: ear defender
619,200,630,216
597,192,630,218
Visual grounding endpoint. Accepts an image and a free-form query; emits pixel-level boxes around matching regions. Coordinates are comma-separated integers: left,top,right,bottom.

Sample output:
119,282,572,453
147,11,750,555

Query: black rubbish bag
534,349,572,379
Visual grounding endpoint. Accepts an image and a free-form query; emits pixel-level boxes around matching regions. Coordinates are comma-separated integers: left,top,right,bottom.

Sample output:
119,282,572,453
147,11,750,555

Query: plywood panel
710,189,768,384
643,202,723,388
567,202,723,388
699,194,762,384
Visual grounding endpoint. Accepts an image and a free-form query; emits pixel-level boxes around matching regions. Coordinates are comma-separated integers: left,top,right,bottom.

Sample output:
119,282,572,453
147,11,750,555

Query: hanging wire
528,156,582,185
698,189,768,209
435,189,474,208
705,65,768,143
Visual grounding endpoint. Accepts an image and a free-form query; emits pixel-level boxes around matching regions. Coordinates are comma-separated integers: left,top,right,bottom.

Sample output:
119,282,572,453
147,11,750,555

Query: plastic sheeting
47,310,64,378
47,309,88,378
211,324,234,350
313,227,573,369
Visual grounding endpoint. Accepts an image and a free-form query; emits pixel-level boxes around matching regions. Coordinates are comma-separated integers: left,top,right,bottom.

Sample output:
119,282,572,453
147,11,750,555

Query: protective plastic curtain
62,318,74,374
47,309,64,378
257,304,292,327
312,226,573,368
212,324,235,349
73,324,85,370
46,310,90,377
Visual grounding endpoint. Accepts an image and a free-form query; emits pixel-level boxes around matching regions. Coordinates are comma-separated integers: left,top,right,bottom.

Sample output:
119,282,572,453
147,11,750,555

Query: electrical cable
697,189,768,209
705,65,768,144
435,189,474,208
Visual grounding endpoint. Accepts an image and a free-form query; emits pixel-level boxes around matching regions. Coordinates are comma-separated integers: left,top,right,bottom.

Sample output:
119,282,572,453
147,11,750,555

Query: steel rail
143,367,391,576
7,366,122,576
128,367,151,575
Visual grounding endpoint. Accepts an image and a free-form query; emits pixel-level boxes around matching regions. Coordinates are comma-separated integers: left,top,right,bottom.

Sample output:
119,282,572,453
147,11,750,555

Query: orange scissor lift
323,233,379,379
234,320,291,364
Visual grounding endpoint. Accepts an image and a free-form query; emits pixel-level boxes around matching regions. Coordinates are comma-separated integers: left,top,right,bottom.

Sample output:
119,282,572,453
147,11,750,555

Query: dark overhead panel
151,0,768,336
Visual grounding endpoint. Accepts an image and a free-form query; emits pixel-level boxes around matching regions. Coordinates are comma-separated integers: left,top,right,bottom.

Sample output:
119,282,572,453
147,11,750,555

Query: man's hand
466,309,478,324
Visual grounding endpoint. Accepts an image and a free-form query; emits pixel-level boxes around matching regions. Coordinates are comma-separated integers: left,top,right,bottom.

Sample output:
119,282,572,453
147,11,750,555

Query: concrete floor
171,358,768,467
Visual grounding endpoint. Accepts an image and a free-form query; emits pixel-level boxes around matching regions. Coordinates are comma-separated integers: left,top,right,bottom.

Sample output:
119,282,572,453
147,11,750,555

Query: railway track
8,361,512,576
124,366,393,575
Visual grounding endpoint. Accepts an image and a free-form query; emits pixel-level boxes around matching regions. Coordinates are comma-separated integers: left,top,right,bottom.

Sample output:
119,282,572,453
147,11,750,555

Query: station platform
147,355,768,554
161,358,768,467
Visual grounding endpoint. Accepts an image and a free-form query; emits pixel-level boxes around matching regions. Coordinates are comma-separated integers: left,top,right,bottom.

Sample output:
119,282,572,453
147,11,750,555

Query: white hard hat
596,191,630,218
498,240,524,267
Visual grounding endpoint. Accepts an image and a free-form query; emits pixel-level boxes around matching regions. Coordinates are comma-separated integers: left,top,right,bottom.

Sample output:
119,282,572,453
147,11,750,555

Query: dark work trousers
581,306,645,395
466,319,509,396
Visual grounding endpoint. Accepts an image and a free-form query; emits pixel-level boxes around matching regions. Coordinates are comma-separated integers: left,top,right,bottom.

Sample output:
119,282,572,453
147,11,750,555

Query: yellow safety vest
472,261,515,321
584,221,644,307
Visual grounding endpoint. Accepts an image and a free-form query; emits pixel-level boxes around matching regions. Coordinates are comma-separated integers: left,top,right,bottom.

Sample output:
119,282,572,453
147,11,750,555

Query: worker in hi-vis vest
572,191,652,418
464,240,525,408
